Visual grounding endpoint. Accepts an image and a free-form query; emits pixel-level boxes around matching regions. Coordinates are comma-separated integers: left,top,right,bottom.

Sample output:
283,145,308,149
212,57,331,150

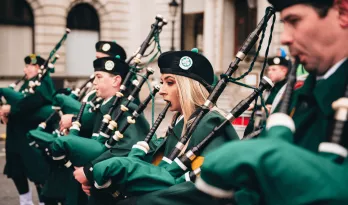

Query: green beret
93,57,129,79
158,49,214,91
95,41,127,60
268,0,334,11
24,54,46,66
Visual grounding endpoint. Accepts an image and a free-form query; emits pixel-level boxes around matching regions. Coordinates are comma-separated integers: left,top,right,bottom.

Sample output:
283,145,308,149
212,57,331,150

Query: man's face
96,52,110,59
93,71,116,99
280,4,339,75
23,64,39,79
267,65,287,83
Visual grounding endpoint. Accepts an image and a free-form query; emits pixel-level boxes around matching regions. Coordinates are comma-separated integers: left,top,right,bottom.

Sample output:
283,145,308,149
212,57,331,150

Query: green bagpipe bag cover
50,134,107,167
197,128,348,205
92,156,180,196
53,93,81,114
0,87,25,106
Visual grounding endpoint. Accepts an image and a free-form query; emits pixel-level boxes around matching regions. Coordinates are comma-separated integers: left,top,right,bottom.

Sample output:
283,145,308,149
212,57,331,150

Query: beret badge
179,56,193,70
105,60,115,71
273,57,280,65
102,43,111,52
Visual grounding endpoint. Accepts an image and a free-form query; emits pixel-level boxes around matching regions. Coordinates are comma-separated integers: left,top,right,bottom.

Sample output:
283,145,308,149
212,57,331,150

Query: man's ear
112,75,122,87
281,66,288,76
336,0,348,27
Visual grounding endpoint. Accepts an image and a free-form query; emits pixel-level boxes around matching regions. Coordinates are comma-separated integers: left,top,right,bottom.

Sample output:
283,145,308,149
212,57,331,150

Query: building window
67,3,100,31
66,3,100,76
234,0,257,54
0,0,34,26
0,0,34,76
183,13,204,51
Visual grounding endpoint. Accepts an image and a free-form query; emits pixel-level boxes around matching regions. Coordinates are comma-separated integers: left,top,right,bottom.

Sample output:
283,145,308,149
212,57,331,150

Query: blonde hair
173,75,209,129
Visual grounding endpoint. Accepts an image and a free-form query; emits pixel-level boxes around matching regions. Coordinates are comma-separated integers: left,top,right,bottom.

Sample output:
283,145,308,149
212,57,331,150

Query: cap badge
105,60,115,71
30,54,37,64
273,57,280,65
179,56,193,70
102,43,111,52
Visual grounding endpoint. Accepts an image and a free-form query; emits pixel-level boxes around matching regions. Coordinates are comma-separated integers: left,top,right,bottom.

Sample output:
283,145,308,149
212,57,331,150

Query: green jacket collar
314,59,348,116
296,59,348,116
153,118,184,155
100,96,116,114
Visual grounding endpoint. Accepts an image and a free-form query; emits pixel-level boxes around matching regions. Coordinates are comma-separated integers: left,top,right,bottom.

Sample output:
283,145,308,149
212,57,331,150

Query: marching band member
264,54,290,113
195,0,348,204
1,54,56,205
30,41,130,205
49,55,150,205
59,41,127,135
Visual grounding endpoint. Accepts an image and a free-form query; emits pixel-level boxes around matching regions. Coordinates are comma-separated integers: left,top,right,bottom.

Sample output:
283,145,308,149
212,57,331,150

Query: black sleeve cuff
84,163,95,183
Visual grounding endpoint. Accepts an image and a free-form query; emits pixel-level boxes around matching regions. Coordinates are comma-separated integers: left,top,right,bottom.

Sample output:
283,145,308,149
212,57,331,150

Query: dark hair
305,1,334,17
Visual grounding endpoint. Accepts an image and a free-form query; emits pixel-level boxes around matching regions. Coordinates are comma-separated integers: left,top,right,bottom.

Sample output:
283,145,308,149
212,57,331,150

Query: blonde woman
74,49,239,205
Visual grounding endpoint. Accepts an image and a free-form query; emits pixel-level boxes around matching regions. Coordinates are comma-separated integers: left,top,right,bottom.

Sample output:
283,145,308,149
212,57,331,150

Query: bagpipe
49,84,161,168
24,29,70,95
159,7,275,165
70,74,95,101
48,15,168,166
195,57,348,205
27,90,103,152
0,28,70,124
0,55,60,108
96,15,167,140
57,14,167,136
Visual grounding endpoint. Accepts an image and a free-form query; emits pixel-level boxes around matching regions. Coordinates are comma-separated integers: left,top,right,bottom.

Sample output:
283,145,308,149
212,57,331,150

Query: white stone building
0,0,287,109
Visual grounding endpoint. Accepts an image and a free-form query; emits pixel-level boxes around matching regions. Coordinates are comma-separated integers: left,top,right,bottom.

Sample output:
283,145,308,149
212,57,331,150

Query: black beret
93,57,129,79
158,49,214,91
267,56,290,67
95,41,127,60
24,54,46,66
268,0,334,11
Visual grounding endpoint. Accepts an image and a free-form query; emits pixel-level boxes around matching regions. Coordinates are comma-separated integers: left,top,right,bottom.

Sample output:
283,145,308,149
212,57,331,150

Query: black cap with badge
93,56,129,80
267,56,290,67
95,41,127,60
24,54,46,66
158,48,214,91
268,0,334,11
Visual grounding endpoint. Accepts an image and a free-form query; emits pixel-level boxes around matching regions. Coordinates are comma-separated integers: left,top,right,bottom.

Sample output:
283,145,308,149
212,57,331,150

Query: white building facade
0,0,287,108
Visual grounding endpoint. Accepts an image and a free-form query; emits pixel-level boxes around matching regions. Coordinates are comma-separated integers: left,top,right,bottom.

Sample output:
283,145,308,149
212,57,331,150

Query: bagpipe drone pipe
49,84,161,168
47,15,168,167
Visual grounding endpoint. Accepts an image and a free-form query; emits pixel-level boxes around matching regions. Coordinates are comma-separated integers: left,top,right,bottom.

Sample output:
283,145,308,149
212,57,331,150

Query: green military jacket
10,74,55,116
290,59,348,152
265,79,287,105
151,110,239,166
4,74,55,183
